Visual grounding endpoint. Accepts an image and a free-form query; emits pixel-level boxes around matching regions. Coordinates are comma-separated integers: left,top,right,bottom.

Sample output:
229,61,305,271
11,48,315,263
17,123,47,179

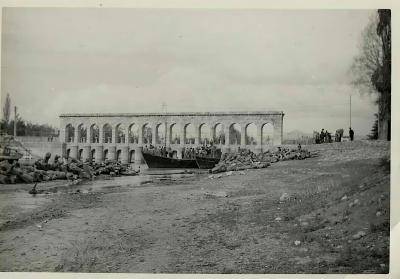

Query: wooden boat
195,156,220,169
142,152,198,169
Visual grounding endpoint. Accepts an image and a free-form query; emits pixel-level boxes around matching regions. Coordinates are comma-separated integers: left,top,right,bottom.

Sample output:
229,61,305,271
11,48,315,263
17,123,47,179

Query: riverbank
0,140,390,273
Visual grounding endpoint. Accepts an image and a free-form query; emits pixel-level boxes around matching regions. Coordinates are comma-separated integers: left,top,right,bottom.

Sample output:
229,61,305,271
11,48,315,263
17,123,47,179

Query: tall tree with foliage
2,93,11,124
350,10,391,140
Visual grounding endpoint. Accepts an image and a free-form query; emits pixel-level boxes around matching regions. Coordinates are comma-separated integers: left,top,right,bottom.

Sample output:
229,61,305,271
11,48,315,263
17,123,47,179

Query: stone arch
103,149,109,160
77,124,87,143
129,149,135,163
169,123,180,144
245,123,257,145
262,122,274,146
91,149,96,162
103,124,113,143
142,123,152,145
213,123,225,144
128,123,139,144
115,124,126,144
78,148,83,161
199,123,212,145
116,149,122,162
229,123,241,145
156,123,166,145
184,123,195,144
90,124,100,143
65,124,75,143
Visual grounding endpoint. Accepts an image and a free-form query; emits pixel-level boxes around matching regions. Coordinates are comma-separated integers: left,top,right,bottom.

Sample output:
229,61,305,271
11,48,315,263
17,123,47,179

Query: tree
350,10,391,140
368,113,379,140
2,93,11,124
350,14,382,96
373,10,391,140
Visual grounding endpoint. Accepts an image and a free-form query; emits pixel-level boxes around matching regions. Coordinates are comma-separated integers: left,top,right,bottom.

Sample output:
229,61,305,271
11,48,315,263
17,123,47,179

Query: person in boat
211,145,217,157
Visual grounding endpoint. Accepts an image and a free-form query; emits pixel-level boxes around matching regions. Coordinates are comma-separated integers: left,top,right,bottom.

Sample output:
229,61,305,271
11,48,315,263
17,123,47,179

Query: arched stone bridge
59,111,284,164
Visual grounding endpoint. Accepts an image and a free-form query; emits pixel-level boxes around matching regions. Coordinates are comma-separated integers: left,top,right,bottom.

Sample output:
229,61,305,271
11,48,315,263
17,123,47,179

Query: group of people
143,145,175,158
315,127,355,144
315,129,333,144
182,144,221,159
143,143,221,159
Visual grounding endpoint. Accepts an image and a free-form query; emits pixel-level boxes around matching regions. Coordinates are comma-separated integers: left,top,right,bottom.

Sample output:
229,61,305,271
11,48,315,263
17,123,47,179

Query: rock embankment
211,147,311,173
0,153,135,184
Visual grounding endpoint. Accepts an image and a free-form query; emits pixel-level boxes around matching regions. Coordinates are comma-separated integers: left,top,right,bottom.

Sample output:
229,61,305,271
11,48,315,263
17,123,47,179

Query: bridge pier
94,145,103,163
108,146,116,161
120,146,129,164
82,145,91,162
69,145,78,159
134,146,144,165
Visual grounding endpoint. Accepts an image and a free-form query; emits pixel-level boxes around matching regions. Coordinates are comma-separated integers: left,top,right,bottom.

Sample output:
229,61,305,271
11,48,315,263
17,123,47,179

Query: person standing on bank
349,127,354,141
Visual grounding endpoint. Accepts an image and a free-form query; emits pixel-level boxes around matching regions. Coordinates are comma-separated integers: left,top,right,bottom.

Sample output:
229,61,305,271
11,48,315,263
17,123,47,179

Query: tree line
1,93,59,137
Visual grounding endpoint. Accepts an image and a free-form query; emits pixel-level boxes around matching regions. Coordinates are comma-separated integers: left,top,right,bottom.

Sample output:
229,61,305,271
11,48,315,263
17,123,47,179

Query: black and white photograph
0,3,394,276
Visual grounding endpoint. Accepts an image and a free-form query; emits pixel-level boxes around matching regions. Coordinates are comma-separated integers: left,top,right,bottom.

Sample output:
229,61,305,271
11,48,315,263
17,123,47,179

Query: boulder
0,161,12,174
19,172,34,183
280,193,290,202
0,174,9,184
352,231,366,239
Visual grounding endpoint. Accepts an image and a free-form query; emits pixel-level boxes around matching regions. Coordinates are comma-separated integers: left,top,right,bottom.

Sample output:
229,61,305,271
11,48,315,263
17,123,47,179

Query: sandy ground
0,140,390,273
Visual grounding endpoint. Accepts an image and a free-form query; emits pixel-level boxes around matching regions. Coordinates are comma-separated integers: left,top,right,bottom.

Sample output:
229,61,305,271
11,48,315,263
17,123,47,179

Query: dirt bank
0,140,390,273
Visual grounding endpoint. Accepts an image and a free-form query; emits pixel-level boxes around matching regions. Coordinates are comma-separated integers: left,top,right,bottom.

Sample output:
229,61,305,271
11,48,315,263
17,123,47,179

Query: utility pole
14,106,17,138
349,95,352,129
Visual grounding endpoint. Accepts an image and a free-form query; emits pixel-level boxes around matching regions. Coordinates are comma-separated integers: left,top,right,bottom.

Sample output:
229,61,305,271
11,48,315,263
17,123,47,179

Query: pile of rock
259,146,311,162
0,152,135,184
211,147,311,174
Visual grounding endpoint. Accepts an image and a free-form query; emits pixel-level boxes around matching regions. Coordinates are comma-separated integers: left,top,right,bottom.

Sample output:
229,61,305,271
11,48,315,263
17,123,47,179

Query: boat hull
142,152,198,169
195,156,220,169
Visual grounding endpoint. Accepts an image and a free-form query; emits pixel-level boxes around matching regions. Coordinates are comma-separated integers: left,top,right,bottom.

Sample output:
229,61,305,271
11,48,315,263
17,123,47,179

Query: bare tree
350,13,382,96
350,10,391,140
2,93,11,124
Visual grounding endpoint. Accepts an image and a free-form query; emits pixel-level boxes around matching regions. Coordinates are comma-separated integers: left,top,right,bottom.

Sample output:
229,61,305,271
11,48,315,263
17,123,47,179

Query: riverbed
0,140,390,273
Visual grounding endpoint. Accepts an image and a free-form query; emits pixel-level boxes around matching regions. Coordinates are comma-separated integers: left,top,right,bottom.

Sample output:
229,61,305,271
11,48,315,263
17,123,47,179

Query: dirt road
0,140,390,273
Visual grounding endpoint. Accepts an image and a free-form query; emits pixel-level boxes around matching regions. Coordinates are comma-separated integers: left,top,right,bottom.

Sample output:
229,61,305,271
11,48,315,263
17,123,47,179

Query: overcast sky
1,8,377,135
